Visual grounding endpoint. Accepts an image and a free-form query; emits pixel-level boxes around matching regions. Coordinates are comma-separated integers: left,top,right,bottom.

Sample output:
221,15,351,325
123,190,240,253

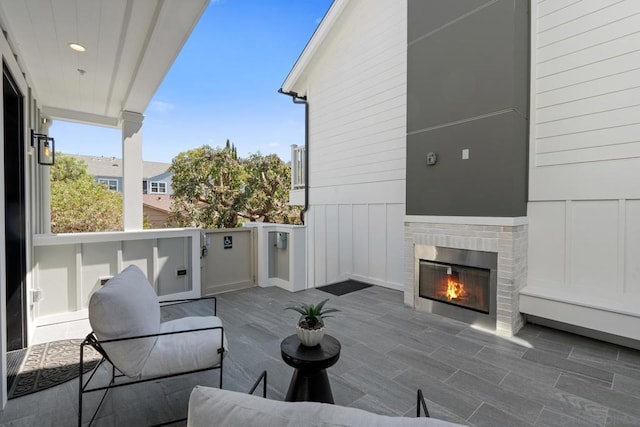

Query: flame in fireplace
446,277,466,301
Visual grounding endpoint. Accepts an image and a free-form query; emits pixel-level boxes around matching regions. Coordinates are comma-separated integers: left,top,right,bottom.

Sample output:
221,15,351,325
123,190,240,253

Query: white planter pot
296,325,325,346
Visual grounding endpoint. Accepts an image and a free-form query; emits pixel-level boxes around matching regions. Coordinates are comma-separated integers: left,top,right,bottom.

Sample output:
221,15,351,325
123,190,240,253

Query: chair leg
219,356,223,389
78,343,84,427
248,371,268,398
416,389,430,417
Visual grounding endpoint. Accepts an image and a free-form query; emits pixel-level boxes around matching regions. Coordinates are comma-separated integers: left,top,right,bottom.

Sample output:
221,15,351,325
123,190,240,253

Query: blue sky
50,0,332,164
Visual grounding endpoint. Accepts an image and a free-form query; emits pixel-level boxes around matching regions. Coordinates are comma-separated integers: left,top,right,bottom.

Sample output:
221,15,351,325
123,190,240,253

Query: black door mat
317,280,372,296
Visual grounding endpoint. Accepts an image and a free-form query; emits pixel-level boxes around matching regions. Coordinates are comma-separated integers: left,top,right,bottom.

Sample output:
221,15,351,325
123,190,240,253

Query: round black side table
280,334,341,403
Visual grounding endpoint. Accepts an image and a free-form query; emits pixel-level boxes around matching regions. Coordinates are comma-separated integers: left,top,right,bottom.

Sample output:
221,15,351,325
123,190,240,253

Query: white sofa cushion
141,316,228,378
187,386,466,427
89,265,160,378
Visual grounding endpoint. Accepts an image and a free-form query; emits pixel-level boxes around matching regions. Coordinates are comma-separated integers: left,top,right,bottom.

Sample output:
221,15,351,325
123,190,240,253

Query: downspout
278,89,309,224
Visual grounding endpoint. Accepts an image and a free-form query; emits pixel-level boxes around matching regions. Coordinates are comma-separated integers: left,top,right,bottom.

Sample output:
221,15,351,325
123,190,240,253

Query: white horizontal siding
306,0,406,191
537,0,626,40
537,0,582,19
536,123,640,154
532,0,640,167
536,104,640,139
538,10,640,62
312,180,405,205
538,31,640,78
298,0,406,290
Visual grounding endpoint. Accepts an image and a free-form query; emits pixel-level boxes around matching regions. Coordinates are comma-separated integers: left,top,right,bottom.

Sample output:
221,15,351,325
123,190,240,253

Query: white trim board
520,292,640,343
520,283,640,318
347,274,403,292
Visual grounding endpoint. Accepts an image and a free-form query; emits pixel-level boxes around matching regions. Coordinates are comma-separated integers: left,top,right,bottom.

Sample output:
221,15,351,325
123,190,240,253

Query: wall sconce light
31,130,55,165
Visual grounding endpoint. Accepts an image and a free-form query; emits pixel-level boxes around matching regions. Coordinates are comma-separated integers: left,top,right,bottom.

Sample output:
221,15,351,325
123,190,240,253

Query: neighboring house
282,0,640,345
67,153,173,195
144,170,173,195
143,194,173,229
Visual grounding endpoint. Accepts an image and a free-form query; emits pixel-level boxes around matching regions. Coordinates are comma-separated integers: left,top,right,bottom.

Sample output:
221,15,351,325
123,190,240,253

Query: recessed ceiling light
68,43,86,52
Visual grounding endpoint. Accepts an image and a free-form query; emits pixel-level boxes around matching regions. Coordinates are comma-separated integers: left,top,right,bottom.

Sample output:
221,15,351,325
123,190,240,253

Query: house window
150,181,167,194
98,178,118,191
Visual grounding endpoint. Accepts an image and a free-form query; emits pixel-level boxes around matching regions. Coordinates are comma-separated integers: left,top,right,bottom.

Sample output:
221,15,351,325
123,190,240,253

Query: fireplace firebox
419,261,490,313
414,245,497,329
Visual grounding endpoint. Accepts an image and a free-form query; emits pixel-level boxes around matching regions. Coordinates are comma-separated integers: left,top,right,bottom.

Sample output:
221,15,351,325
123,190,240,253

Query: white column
121,111,144,231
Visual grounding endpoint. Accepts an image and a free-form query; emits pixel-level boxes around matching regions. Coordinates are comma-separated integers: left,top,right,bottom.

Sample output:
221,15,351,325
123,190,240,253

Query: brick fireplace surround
404,219,528,337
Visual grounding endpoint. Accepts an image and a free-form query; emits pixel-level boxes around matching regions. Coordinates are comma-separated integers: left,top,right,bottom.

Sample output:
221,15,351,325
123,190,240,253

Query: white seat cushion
88,265,161,378
141,316,228,378
188,386,466,427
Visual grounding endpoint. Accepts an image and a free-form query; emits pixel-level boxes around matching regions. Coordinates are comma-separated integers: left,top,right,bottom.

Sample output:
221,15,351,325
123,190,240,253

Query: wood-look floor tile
446,370,543,424
476,346,562,386
500,372,608,426
468,402,534,427
431,345,508,384
556,373,640,418
522,348,613,385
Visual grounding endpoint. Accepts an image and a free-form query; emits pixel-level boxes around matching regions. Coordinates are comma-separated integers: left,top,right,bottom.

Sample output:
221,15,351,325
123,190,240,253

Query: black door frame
3,62,27,351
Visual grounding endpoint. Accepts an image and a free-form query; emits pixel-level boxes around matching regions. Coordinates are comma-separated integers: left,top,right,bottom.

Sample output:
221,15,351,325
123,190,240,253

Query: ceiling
0,0,209,128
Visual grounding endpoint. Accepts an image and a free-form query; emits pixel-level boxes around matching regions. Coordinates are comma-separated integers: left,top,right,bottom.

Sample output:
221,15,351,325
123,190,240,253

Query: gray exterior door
201,228,255,295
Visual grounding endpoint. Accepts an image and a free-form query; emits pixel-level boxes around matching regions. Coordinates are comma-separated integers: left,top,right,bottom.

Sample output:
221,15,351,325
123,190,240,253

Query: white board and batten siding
523,0,640,341
303,0,407,290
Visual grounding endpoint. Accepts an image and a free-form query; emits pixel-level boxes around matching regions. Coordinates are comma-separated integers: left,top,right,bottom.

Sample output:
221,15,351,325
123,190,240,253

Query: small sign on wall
223,236,233,249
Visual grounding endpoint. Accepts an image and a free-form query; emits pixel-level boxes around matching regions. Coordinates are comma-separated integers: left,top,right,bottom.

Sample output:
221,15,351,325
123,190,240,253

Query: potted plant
285,299,339,346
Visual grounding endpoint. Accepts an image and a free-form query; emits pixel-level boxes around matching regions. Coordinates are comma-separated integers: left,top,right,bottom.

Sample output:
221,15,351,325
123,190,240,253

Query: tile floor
1,285,639,426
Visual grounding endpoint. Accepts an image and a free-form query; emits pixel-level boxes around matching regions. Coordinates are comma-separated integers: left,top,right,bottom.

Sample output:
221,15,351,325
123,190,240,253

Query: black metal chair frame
416,389,430,417
248,370,268,398
78,296,225,427
247,370,428,420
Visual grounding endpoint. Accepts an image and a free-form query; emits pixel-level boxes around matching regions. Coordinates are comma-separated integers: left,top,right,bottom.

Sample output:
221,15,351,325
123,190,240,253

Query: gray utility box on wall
269,231,289,281
276,232,288,250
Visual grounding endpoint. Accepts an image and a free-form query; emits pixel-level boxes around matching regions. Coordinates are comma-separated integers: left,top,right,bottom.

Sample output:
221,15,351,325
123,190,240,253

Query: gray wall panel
406,0,529,217
406,111,527,217
408,0,491,44
407,0,516,133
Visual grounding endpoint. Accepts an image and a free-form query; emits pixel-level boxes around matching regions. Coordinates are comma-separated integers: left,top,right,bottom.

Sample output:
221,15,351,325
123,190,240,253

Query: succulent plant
285,299,339,330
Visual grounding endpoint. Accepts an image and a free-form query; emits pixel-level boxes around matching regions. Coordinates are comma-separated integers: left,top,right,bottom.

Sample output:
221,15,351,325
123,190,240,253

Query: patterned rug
8,339,102,399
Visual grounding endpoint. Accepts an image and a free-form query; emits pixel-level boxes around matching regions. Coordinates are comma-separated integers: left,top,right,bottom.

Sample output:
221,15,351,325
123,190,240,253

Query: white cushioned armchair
78,265,228,426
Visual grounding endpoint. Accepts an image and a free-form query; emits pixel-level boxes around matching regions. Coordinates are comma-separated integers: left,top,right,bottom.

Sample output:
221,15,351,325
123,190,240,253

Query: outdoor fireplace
419,261,490,313
414,245,497,330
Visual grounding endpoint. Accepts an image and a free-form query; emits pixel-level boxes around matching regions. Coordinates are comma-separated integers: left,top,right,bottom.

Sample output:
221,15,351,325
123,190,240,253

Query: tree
169,143,300,228
50,154,123,233
242,153,298,223
50,154,87,182
169,144,247,228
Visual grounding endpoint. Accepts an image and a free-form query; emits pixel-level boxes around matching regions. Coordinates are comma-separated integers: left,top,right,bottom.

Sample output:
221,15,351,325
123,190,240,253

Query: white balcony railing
32,228,202,325
290,144,305,190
